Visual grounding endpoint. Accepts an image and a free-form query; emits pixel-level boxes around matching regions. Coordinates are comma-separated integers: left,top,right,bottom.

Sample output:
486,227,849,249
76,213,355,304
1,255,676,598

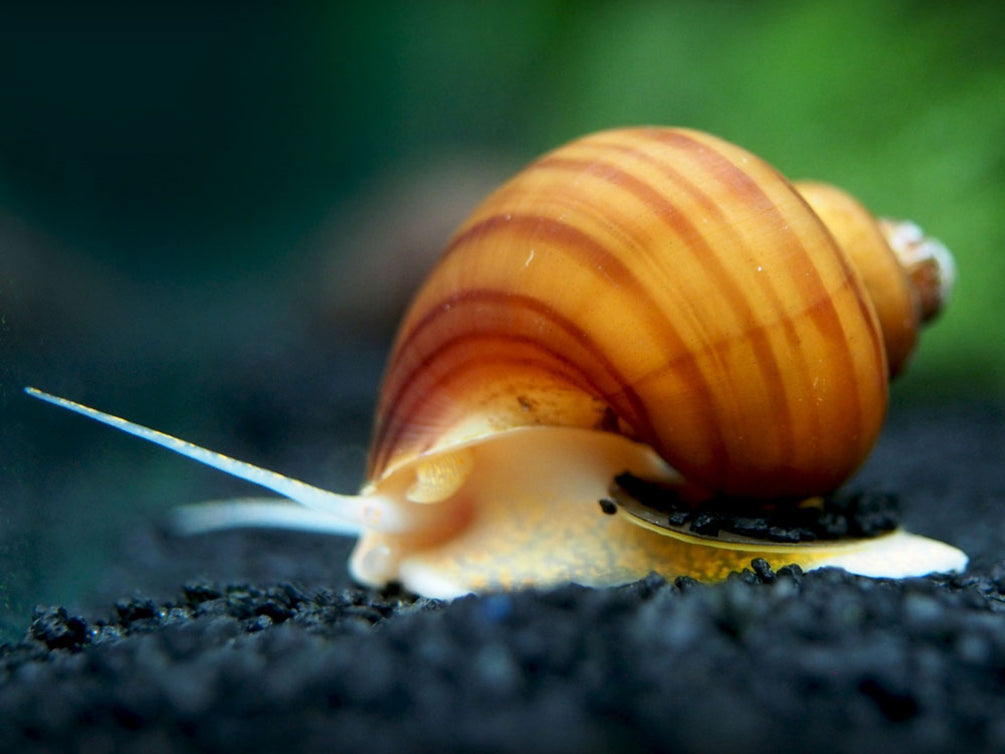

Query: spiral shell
369,127,894,500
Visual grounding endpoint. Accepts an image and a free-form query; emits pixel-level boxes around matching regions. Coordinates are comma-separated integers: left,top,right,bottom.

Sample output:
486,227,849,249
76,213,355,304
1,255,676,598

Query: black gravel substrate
3,562,1005,754
3,397,1002,754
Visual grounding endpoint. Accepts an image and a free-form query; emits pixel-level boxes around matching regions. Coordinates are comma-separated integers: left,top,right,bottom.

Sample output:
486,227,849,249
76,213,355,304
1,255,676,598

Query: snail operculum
608,472,899,545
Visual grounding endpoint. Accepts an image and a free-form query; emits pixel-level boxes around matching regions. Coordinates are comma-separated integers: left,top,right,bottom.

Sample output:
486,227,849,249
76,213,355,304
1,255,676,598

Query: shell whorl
367,127,890,499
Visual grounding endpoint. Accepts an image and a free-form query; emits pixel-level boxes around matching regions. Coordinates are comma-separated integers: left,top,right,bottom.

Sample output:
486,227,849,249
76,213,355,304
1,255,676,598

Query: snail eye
406,450,475,503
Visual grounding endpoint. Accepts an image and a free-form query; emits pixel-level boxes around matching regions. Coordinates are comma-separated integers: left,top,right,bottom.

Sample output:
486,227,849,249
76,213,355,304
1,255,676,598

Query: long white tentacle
25,387,414,535
168,498,365,536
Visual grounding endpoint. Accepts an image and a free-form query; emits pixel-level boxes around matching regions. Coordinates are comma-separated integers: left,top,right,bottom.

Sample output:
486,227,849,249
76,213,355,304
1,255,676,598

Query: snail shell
371,128,912,499
26,127,964,598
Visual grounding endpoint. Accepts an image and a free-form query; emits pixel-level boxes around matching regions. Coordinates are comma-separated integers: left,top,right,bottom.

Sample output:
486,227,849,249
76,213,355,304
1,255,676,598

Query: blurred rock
302,152,512,340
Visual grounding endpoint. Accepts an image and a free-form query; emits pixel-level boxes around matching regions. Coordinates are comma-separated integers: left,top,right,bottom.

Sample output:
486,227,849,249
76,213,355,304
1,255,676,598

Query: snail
27,126,966,598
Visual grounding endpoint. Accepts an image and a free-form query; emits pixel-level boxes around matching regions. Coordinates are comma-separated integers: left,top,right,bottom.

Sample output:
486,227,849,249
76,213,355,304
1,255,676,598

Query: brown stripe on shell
373,289,687,478
647,129,884,470
381,214,656,385
787,184,893,392
369,288,669,479
371,333,619,477
530,150,798,472
373,211,729,477
367,127,890,498
655,130,884,356
581,131,858,478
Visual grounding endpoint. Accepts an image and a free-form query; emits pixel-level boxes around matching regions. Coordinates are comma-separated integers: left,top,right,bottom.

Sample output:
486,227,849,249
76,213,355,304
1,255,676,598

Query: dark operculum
608,472,900,544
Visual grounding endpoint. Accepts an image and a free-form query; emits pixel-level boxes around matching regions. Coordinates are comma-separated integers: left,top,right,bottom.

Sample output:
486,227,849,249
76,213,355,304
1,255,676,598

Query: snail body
27,127,965,597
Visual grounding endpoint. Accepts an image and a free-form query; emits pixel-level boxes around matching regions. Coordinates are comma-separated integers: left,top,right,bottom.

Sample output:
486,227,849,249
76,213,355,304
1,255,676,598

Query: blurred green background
3,0,1003,393
1,1,1003,639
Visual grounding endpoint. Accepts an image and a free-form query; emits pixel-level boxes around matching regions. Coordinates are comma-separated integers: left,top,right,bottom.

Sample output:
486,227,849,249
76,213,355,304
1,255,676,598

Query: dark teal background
1,1,1003,639
3,1,1002,391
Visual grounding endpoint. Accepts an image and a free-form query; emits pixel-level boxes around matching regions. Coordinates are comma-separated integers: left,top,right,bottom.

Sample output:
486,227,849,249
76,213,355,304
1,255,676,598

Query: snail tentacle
24,388,423,536
169,498,365,537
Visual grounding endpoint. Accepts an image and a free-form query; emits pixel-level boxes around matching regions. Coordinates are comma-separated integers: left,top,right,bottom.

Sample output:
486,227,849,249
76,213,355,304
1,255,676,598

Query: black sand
1,400,1003,754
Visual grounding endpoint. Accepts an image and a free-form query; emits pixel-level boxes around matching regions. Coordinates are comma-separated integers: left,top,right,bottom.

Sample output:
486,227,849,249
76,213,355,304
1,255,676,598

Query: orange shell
794,181,920,377
367,127,893,500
